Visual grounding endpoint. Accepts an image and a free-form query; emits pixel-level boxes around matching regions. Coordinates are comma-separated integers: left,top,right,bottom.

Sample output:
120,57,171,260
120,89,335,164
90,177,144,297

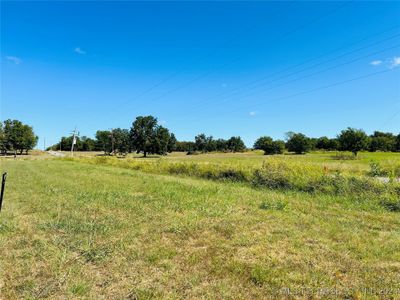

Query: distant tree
21,124,38,154
369,131,396,152
205,136,216,152
130,115,174,157
272,140,285,154
79,136,96,151
315,137,338,151
215,138,228,152
195,134,208,152
316,136,329,150
175,141,195,152
227,136,246,152
1,120,38,155
0,123,5,155
167,133,177,152
396,134,400,152
254,136,284,155
130,116,157,157
309,138,318,151
337,127,369,156
96,130,112,154
112,128,130,155
327,138,339,150
286,133,311,154
151,126,171,155
3,119,25,155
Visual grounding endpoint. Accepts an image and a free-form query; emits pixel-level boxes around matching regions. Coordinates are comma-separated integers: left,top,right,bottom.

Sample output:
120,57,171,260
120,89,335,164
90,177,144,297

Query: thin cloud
249,111,257,116
6,56,22,64
370,60,382,66
74,47,86,55
390,56,400,68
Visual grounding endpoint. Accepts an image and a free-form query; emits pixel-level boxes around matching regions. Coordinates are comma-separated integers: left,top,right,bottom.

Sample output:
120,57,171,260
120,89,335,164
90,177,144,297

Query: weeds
64,156,400,212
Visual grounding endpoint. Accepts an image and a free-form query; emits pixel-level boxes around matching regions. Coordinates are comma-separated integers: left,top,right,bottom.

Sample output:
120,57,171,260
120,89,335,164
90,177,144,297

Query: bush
252,162,292,189
368,162,388,177
379,197,400,212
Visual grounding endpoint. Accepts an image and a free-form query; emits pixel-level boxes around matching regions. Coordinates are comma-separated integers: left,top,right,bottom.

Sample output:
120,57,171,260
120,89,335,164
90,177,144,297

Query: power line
141,1,352,106
176,68,399,124
103,1,297,120
177,42,400,119
103,1,351,120
189,30,400,112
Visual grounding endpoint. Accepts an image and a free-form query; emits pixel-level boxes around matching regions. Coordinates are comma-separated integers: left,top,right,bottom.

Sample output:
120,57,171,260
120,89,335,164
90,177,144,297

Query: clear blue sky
1,1,399,148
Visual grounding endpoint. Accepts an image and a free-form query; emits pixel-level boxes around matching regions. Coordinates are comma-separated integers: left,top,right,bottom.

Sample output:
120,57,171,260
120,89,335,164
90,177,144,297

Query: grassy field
1,152,400,298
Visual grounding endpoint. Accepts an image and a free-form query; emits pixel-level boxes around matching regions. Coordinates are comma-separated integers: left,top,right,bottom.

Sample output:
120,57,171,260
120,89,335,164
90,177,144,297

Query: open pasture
1,152,399,298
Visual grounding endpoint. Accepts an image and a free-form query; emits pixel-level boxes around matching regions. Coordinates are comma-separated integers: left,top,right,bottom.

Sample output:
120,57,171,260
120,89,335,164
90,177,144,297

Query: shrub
252,162,292,189
379,197,400,212
368,162,388,177
259,200,287,210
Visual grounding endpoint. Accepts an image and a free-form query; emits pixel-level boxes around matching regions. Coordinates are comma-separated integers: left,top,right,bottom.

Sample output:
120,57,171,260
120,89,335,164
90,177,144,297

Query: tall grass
63,156,400,211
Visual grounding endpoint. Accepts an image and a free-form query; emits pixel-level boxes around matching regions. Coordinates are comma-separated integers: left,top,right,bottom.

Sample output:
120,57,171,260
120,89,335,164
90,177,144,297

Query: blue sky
1,1,400,148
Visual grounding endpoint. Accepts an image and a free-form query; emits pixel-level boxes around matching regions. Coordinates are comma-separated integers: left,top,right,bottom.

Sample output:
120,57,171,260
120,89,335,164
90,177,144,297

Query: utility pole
70,127,78,157
43,138,46,151
109,128,115,155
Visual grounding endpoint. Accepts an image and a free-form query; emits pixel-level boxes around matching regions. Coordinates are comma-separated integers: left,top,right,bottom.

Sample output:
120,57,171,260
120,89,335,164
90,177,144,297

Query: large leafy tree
396,134,400,152
130,116,174,157
227,136,246,152
194,133,208,152
369,131,396,152
21,124,38,154
337,127,369,156
1,119,38,155
286,133,311,154
167,133,177,152
0,123,5,154
254,136,284,155
112,128,130,155
96,130,112,154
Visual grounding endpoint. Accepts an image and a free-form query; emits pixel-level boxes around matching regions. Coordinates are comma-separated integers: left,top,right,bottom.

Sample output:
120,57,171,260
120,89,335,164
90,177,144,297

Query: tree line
49,116,247,156
0,119,38,155
49,116,400,157
254,129,400,156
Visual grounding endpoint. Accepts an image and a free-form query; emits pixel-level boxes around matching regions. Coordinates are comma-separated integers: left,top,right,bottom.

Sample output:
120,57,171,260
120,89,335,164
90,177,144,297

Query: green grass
1,155,400,298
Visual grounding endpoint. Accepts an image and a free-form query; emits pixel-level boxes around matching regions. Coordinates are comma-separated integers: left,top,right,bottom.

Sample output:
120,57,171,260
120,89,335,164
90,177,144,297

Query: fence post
0,172,7,212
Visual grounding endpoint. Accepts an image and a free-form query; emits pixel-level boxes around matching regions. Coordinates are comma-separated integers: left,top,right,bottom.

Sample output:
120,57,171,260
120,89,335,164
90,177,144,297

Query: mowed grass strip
0,159,399,299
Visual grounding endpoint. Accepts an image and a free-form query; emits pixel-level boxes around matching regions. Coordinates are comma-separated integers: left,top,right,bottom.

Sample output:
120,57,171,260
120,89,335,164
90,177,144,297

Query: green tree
96,130,112,154
80,136,96,151
112,128,130,155
175,141,195,152
215,138,228,152
316,136,330,150
194,133,208,152
396,134,400,152
227,136,246,152
254,136,284,155
369,131,396,152
3,119,25,155
130,116,174,157
286,133,311,154
0,123,5,155
167,133,177,152
337,127,369,156
21,124,38,154
130,116,157,157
